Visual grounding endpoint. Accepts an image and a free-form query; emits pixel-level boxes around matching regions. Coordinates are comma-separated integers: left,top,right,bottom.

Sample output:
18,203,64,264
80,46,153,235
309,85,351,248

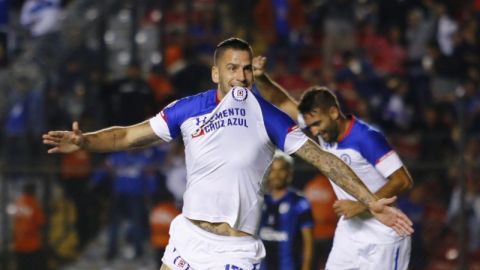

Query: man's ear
211,66,219,83
329,106,339,119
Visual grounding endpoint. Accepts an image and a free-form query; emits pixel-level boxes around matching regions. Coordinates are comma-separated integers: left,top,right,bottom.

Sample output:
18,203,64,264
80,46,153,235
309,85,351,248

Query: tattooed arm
294,139,414,235
295,139,377,205
43,120,163,154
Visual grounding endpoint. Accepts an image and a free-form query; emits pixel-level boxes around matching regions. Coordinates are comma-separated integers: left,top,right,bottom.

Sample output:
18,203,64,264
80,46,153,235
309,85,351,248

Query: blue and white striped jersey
149,87,308,234
259,189,314,270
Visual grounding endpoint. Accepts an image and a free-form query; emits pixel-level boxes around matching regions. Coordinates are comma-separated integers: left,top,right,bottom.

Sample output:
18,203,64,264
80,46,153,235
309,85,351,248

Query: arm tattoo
295,140,376,206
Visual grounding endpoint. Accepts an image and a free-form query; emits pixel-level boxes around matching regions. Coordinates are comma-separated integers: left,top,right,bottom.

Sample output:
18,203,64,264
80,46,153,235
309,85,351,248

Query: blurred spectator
188,9,222,56
101,62,156,126
254,0,307,72
165,45,212,98
373,26,407,76
12,182,46,270
434,2,458,57
2,78,45,177
149,190,180,270
147,64,175,109
20,0,61,37
382,77,415,131
405,8,435,70
91,149,159,260
303,174,337,270
397,184,428,270
418,105,455,170
447,138,480,252
20,0,62,69
259,152,314,270
60,150,95,250
47,184,79,266
320,0,356,68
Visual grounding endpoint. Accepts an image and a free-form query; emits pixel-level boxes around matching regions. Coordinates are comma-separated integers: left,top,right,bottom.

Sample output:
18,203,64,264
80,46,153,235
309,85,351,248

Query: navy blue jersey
259,189,314,270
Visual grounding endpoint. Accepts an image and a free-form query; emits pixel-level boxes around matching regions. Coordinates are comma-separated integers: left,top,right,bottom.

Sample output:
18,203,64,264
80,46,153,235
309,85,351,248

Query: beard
323,121,340,143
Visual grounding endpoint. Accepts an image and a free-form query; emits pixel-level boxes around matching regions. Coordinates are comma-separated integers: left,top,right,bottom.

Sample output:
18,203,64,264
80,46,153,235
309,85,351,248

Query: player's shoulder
162,89,217,119
170,89,216,108
349,117,386,143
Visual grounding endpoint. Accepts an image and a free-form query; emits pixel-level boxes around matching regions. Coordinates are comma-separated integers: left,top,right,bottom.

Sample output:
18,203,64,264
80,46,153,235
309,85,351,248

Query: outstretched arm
294,139,413,236
43,120,163,154
253,56,300,120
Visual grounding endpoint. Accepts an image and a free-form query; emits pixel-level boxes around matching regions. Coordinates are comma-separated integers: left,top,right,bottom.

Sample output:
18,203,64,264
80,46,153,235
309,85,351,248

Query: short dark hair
214,37,252,65
298,86,341,114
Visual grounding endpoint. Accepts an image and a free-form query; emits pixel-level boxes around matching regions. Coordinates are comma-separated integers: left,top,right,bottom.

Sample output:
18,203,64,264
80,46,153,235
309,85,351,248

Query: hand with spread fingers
42,121,84,154
368,197,414,237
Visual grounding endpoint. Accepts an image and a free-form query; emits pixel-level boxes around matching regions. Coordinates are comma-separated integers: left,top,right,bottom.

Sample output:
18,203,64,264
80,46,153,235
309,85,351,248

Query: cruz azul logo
173,255,191,270
340,154,351,165
191,108,249,138
231,86,248,101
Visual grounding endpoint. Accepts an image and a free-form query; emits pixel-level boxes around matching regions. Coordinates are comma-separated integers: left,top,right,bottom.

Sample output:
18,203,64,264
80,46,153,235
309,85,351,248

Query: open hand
42,121,85,154
368,196,414,236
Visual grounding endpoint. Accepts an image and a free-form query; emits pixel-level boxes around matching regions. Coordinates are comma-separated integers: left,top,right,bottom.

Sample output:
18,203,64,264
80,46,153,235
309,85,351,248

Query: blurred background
0,0,479,269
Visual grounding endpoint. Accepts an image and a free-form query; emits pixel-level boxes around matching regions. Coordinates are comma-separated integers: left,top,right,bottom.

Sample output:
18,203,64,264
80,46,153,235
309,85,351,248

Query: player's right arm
42,120,163,154
294,139,413,236
253,56,300,120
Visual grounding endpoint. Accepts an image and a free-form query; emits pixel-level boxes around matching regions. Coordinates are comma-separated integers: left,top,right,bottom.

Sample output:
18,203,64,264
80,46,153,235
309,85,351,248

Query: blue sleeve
160,100,184,139
161,91,216,139
252,91,297,151
359,128,393,165
297,198,314,228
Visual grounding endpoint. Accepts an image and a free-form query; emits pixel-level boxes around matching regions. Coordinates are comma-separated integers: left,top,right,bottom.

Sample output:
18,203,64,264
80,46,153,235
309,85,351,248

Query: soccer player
43,38,412,270
253,56,414,269
260,151,314,270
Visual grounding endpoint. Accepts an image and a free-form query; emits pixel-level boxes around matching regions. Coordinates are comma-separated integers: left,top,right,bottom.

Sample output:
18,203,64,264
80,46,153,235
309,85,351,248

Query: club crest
340,154,351,165
231,86,248,101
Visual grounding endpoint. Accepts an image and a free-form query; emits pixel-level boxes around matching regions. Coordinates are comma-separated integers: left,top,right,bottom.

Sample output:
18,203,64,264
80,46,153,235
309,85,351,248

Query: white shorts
325,230,411,270
162,214,265,270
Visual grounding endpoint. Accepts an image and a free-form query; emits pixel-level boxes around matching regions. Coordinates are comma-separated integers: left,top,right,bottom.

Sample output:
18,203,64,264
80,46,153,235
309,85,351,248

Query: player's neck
336,114,352,142
271,188,288,200
216,89,225,101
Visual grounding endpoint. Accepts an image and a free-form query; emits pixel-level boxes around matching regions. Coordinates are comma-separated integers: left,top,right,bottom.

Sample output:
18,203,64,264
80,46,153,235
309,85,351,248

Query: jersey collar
337,115,355,143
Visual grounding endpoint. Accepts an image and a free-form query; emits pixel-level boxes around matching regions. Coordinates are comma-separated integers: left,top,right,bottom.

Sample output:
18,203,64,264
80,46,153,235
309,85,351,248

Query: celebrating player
254,55,413,270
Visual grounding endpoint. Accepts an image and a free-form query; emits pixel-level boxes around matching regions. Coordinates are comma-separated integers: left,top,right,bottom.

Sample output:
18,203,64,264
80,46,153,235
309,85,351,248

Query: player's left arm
301,226,313,270
334,166,413,218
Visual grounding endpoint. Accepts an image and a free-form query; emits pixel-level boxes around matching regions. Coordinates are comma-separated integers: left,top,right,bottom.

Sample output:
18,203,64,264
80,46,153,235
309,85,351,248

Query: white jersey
301,115,405,244
150,86,308,235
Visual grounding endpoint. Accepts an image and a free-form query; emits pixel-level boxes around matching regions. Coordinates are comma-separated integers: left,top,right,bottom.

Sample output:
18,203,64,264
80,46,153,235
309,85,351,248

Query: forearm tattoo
295,140,376,206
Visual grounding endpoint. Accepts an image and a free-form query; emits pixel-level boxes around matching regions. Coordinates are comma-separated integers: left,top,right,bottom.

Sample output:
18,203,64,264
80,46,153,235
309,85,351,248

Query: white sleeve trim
284,127,309,155
148,113,173,142
375,151,403,178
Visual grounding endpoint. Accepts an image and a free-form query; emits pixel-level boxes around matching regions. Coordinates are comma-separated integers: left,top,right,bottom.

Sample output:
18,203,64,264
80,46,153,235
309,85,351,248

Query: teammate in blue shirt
43,38,412,270
260,151,314,270
254,56,414,270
